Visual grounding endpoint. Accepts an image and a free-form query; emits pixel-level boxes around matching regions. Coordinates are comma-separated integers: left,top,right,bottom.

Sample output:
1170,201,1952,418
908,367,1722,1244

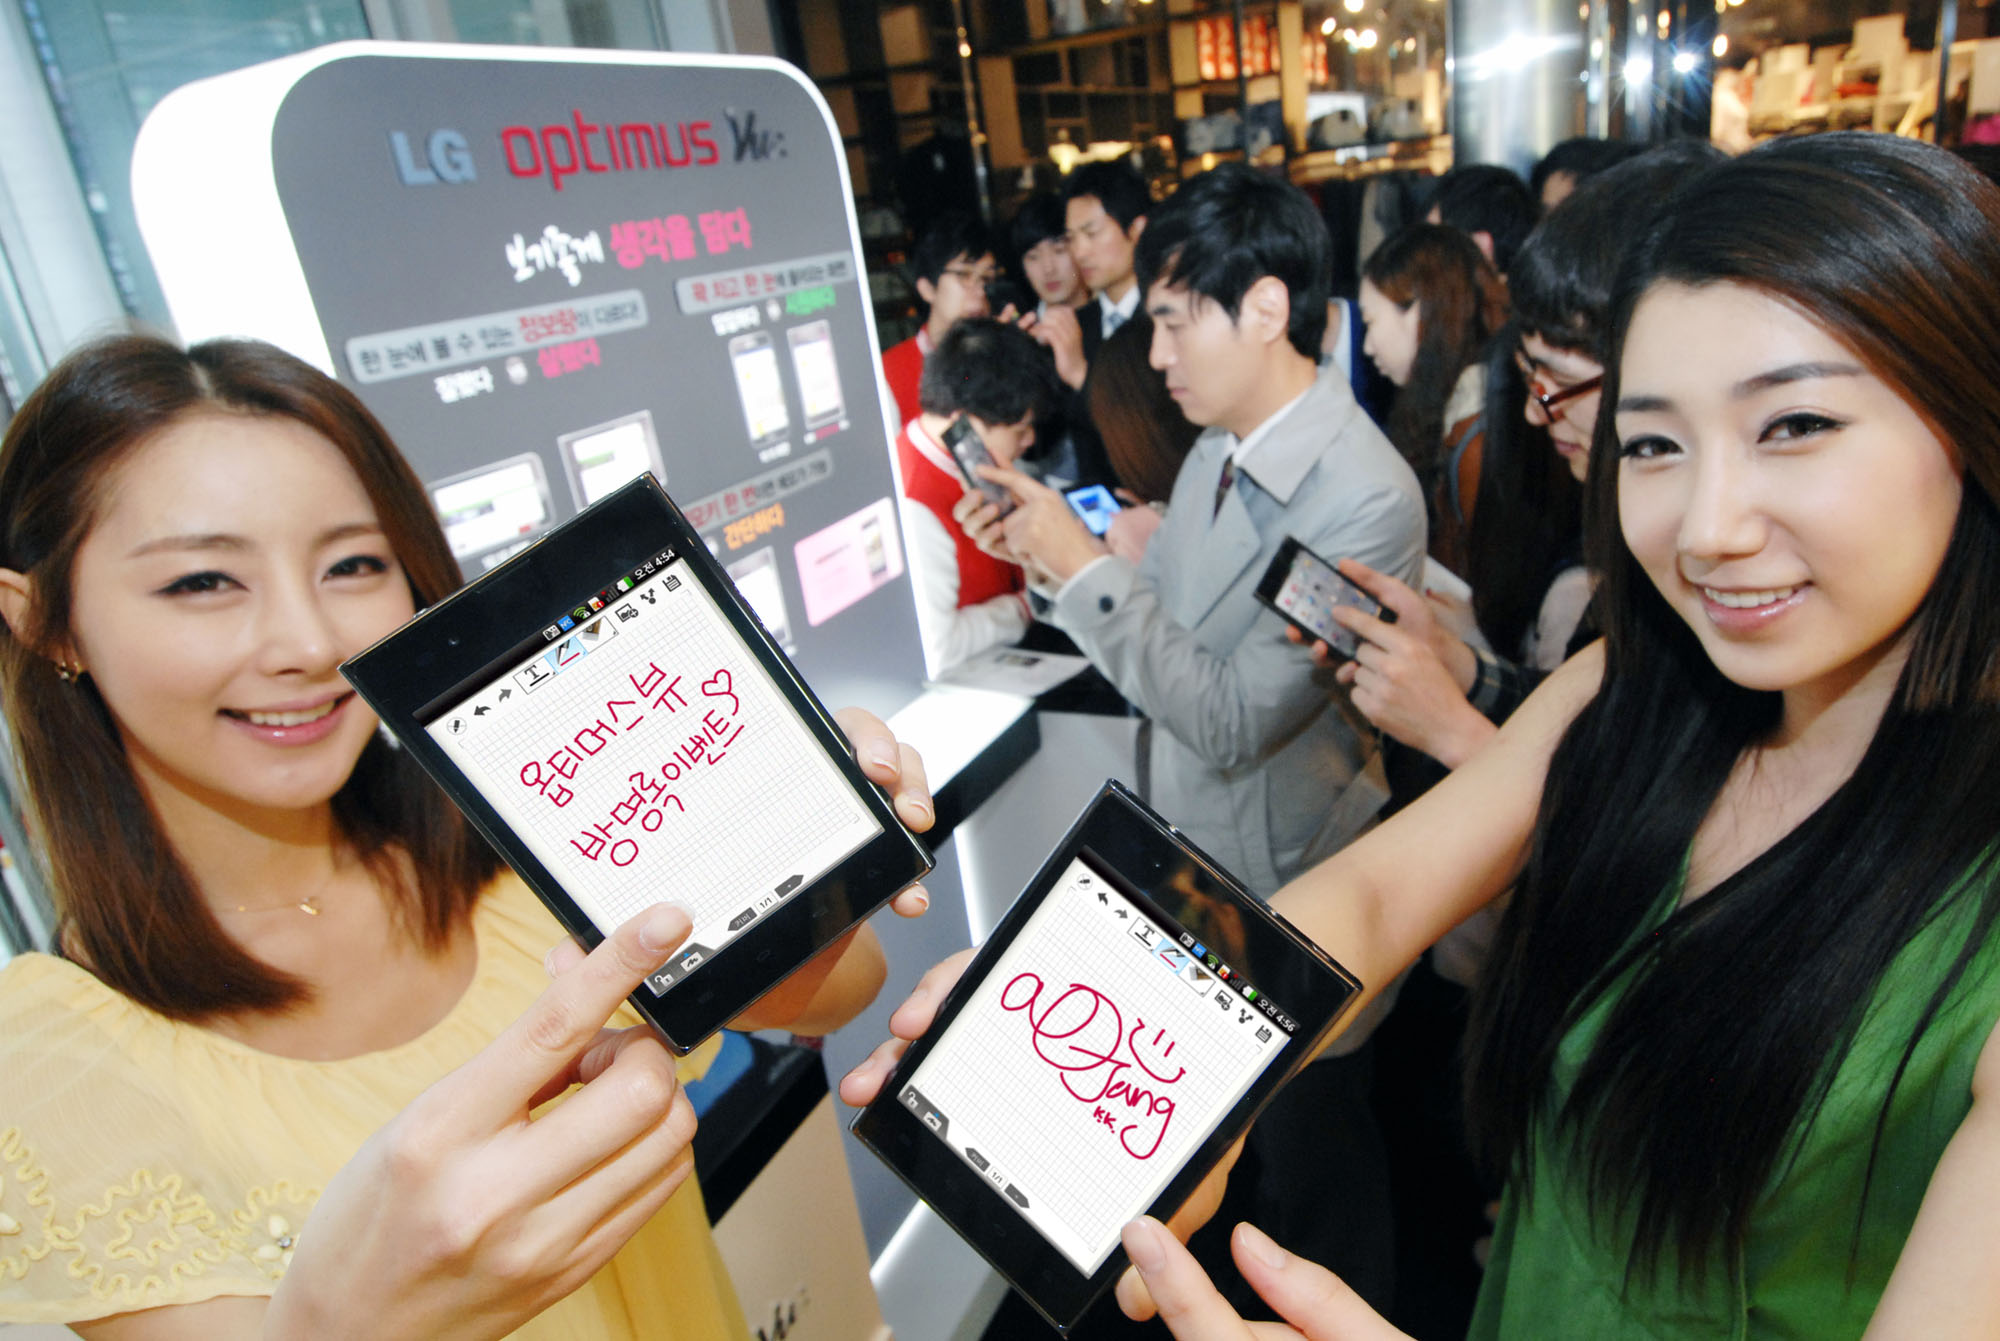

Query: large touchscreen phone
941,415,1015,517
851,783,1359,1331
1253,536,1385,660
342,476,932,1052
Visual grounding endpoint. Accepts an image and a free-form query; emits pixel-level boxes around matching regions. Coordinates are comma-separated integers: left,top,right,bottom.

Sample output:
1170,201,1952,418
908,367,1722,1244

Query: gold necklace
232,894,322,916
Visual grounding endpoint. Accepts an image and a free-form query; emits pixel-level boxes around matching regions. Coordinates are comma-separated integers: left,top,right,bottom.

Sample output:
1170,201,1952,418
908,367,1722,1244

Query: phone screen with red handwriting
850,782,1358,1332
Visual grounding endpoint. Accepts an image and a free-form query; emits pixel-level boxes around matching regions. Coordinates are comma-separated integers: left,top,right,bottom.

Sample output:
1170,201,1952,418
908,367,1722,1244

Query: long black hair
1465,134,2000,1285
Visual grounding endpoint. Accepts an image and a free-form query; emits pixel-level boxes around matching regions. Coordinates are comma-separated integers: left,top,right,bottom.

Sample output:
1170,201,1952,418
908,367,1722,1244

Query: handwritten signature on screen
1000,973,1183,1160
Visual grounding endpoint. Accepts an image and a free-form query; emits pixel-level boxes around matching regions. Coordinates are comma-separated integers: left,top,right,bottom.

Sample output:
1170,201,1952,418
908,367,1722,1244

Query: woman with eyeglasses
1298,144,1722,777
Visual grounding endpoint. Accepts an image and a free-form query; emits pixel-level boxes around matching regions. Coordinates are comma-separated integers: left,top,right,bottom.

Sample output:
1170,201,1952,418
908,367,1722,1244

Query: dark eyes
1618,435,1676,460
1761,411,1843,442
1618,412,1845,460
159,571,234,596
327,554,390,579
157,554,390,597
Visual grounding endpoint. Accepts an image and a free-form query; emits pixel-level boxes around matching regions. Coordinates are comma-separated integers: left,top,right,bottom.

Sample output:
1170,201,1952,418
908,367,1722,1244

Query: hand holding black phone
1254,537,1389,659
942,415,1016,518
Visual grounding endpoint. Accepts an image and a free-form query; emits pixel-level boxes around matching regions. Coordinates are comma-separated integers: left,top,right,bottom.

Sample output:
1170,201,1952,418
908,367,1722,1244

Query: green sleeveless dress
1468,879,2000,1339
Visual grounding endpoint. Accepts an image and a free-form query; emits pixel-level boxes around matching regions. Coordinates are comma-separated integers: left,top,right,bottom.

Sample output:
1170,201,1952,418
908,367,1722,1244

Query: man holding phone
960,162,1425,1313
897,318,1062,673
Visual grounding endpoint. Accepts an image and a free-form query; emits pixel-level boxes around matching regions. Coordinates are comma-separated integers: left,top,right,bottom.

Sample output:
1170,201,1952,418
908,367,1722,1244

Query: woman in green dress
847,133,2000,1338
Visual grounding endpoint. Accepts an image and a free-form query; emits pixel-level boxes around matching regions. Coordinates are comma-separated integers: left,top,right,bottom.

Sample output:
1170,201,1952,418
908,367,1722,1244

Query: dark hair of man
1465,143,1719,655
1008,193,1068,263
0,335,500,1021
1362,223,1508,485
1529,136,1646,203
1086,314,1201,503
918,317,1063,427
1428,164,1537,273
1061,159,1151,232
909,211,993,287
1133,162,1332,360
1465,133,2000,1289
1506,140,1724,360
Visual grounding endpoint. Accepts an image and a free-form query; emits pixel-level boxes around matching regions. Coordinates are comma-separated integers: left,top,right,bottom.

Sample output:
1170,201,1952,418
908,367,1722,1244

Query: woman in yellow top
0,335,934,1340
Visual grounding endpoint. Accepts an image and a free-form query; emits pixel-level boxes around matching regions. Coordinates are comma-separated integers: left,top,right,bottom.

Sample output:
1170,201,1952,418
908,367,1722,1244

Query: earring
54,660,78,683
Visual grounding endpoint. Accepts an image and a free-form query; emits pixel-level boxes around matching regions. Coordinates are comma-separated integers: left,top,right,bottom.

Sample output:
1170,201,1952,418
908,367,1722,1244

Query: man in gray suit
968,162,1423,1319
979,162,1426,896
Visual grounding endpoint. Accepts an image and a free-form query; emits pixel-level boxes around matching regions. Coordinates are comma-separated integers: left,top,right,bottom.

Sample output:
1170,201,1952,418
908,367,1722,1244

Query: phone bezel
1252,536,1384,660
850,781,1360,1333
341,475,933,1054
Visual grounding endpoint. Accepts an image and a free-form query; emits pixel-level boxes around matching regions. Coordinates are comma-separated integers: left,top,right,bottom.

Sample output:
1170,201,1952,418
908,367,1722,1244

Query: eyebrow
127,521,385,559
1618,360,1868,414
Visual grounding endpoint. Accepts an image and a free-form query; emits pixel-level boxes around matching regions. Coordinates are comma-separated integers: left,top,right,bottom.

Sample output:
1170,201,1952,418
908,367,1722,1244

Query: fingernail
867,741,898,771
544,947,560,977
907,799,934,827
1237,1222,1288,1270
640,905,691,953
1123,1217,1168,1273
910,890,931,913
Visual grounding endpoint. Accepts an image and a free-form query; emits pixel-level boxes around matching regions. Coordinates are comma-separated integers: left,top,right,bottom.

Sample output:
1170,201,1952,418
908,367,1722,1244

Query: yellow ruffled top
0,872,748,1339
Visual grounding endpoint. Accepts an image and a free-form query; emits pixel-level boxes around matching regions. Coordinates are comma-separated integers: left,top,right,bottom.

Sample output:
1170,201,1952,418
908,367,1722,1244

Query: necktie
1212,456,1236,519
1102,303,1125,339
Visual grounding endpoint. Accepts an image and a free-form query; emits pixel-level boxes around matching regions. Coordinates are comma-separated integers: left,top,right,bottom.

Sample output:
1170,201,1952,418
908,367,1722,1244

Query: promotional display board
132,44,925,714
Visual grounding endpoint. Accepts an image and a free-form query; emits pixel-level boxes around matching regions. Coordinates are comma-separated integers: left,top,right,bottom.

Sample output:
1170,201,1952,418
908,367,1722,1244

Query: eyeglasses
1515,349,1604,419
942,264,1000,287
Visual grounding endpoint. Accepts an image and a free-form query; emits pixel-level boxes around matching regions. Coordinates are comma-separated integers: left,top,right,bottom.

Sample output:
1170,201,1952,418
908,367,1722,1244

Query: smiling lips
221,692,354,743
1701,585,1802,610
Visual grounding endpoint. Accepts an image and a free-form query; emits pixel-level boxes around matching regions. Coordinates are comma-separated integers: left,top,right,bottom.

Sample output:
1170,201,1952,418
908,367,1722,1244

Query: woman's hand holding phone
267,903,701,1341
1118,1217,1412,1341
837,948,1245,1324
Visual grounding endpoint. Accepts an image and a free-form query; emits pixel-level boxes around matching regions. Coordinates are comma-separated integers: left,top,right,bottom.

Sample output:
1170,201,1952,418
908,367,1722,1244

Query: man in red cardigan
896,318,1062,672
880,215,998,430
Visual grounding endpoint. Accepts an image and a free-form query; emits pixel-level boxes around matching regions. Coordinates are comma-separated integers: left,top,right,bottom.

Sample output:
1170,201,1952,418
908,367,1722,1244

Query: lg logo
389,129,476,185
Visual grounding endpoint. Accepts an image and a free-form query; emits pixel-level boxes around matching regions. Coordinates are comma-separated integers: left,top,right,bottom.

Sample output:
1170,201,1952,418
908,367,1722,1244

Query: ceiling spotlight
1671,49,1698,74
1713,33,1728,57
1344,0,1364,11
1321,16,1337,34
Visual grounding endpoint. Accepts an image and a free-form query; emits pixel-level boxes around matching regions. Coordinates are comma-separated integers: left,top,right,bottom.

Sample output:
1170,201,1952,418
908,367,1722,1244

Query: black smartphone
987,276,1038,318
851,781,1360,1333
1063,484,1124,537
941,415,1016,517
1253,536,1386,659
342,475,933,1053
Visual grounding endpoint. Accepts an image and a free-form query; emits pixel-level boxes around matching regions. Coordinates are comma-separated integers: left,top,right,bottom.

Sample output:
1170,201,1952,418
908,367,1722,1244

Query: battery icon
617,577,633,591
1244,987,1259,1003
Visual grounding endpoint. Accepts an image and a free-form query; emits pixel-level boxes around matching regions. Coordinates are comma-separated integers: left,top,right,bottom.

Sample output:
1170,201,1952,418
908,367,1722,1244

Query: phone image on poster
729,331,791,447
787,320,846,430
429,453,554,563
556,411,666,509
726,546,794,649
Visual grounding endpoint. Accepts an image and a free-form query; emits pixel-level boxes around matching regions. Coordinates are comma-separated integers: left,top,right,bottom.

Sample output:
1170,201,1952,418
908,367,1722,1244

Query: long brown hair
1363,223,1508,481
0,335,499,1021
1086,315,1200,502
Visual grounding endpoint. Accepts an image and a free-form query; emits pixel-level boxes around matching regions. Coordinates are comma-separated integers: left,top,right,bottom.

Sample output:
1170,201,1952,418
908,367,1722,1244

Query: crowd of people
4,125,2000,1341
